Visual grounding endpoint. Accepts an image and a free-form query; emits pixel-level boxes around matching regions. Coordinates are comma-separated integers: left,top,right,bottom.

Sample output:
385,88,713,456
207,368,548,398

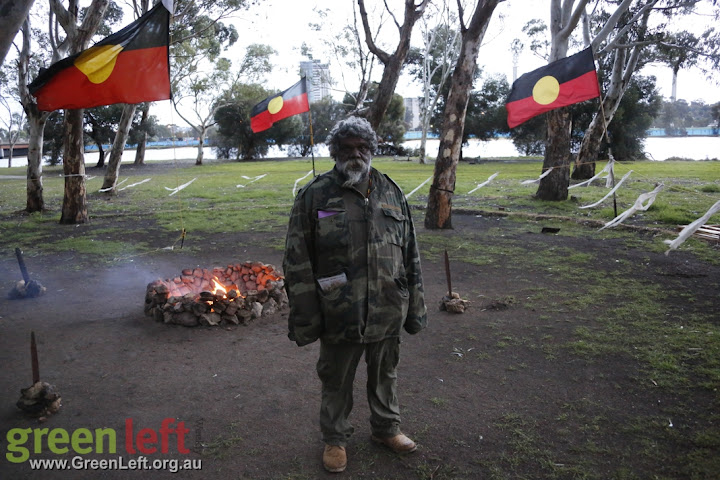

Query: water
2,136,719,169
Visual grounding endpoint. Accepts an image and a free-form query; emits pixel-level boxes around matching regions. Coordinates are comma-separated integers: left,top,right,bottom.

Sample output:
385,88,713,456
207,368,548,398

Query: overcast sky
232,0,717,96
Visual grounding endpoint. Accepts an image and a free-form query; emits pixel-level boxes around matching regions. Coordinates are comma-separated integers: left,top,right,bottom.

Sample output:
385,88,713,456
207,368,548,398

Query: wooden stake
444,250,452,297
31,331,39,384
15,248,31,284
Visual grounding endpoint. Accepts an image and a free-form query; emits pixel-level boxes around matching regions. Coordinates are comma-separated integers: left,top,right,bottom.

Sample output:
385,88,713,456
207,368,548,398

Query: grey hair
326,116,378,158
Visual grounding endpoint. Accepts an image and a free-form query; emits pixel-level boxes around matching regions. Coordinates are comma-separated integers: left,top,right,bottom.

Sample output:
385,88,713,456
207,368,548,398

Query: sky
155,0,719,126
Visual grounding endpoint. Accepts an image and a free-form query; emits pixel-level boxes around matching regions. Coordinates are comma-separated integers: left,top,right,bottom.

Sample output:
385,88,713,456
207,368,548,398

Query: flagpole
308,105,316,177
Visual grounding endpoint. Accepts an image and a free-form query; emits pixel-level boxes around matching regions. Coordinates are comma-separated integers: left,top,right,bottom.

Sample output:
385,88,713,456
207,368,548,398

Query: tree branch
357,0,390,64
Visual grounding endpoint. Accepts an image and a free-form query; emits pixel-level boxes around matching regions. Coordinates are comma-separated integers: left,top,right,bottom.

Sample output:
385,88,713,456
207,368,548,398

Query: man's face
336,136,372,186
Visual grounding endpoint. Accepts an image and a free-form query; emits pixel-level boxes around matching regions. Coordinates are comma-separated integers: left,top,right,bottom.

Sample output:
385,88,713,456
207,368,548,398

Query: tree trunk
572,112,603,179
358,0,429,130
134,102,149,165
0,0,35,69
535,108,572,201
102,103,136,194
26,114,47,212
424,0,499,230
18,17,50,212
93,139,106,168
53,0,109,223
60,108,88,224
574,23,645,180
195,130,205,165
368,54,407,129
134,131,147,165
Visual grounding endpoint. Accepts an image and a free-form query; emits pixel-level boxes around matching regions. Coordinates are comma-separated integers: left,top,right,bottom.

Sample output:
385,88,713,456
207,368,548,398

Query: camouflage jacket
282,166,427,346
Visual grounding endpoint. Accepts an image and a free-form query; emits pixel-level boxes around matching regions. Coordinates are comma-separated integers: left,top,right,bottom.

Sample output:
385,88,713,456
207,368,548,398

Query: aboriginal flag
251,78,310,133
506,47,600,128
28,1,171,111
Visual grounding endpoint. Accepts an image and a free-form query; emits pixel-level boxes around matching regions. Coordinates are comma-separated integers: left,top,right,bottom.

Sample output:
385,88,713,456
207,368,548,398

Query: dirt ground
0,209,718,479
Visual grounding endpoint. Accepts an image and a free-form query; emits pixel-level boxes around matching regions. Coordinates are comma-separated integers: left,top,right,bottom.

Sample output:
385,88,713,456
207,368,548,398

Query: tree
604,75,661,160
342,83,407,148
357,0,429,130
17,17,54,212
572,3,655,179
84,104,125,168
305,6,377,114
213,83,304,161
129,105,159,165
406,3,461,163
711,102,720,134
0,67,27,167
463,75,511,144
48,0,110,224
289,97,346,157
172,44,274,166
656,31,699,101
424,0,503,230
102,0,250,193
0,0,35,69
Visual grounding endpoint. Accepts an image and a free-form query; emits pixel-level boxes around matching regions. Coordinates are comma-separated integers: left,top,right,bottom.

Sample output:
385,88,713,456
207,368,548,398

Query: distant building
300,60,331,103
404,97,422,130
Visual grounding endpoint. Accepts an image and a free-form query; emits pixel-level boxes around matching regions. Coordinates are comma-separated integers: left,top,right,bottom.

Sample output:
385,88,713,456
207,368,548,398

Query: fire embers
144,262,288,327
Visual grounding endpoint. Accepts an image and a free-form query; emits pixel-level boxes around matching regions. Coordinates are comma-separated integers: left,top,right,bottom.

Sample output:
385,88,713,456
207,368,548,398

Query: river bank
2,136,719,169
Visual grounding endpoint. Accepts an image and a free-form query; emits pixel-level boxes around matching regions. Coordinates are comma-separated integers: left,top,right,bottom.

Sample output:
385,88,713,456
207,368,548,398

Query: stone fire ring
144,262,288,327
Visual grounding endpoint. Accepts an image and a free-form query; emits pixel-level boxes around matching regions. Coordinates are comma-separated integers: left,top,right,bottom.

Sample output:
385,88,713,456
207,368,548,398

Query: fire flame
211,277,227,296
211,276,243,299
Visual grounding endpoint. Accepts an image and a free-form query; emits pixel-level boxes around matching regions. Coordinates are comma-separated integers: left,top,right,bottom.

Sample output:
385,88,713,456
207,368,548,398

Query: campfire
144,262,287,327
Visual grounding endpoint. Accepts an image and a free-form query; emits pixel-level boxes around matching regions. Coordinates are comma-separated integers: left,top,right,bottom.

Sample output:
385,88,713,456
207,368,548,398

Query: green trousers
316,337,402,446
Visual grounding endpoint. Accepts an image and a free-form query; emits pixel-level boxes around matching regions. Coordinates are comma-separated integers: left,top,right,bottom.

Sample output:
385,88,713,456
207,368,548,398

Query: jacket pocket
317,274,352,333
315,210,348,250
377,207,405,278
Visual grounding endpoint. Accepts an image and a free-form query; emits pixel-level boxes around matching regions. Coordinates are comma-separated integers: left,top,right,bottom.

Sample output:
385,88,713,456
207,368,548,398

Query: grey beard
339,159,371,188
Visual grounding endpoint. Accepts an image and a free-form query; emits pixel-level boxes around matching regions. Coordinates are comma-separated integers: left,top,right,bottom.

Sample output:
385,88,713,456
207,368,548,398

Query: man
282,116,427,473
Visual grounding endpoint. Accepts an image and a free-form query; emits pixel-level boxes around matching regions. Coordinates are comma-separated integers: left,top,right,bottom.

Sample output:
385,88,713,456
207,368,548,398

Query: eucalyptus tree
102,0,250,192
0,68,27,167
573,1,710,180
521,0,712,191
48,0,111,223
172,43,275,166
213,83,304,161
357,0,429,130
304,5,378,114
16,16,54,212
0,0,35,68
656,31,699,101
424,0,503,230
406,1,461,164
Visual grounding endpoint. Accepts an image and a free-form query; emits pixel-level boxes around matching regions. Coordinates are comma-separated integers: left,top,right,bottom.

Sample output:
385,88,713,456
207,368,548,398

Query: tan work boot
323,444,347,473
371,433,417,454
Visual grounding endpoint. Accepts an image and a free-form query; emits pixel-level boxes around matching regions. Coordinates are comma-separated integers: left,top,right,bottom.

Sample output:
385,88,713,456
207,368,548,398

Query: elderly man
282,116,427,473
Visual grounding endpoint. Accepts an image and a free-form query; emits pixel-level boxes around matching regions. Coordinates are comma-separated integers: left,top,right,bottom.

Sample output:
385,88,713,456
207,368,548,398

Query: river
2,136,719,169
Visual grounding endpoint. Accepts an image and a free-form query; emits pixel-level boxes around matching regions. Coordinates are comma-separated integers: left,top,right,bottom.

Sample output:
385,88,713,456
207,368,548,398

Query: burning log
144,262,288,327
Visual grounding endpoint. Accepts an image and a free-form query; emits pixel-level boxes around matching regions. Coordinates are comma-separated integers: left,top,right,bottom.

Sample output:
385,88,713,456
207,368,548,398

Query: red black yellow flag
28,1,171,111
250,78,310,133
506,47,600,128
